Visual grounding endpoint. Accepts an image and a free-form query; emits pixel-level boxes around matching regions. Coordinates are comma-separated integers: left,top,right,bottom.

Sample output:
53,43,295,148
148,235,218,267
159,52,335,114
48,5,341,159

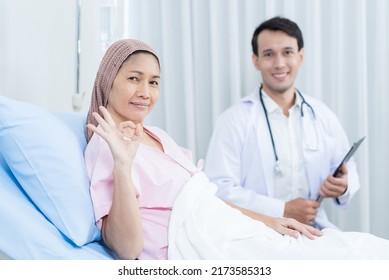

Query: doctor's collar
260,87,303,115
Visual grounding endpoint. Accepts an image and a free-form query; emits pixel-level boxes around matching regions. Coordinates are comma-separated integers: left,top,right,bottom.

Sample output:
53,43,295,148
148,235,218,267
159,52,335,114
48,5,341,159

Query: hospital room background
0,0,388,239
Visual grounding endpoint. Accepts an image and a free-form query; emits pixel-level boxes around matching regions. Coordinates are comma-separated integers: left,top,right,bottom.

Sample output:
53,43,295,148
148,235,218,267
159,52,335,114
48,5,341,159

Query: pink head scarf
86,39,160,142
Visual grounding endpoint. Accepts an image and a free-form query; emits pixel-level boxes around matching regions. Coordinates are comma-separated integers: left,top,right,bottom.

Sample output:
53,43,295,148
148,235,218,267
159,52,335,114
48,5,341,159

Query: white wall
0,0,102,112
1,0,76,111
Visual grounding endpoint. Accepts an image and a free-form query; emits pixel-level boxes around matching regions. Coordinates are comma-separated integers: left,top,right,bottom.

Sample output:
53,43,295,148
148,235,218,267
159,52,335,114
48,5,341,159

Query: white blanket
168,172,389,259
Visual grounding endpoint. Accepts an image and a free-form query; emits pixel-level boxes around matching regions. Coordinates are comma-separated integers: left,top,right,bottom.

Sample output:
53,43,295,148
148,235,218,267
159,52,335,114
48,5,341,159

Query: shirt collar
261,88,302,115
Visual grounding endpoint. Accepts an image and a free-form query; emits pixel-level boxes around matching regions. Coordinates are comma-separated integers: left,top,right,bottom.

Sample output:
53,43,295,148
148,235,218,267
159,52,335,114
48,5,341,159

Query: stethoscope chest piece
274,160,283,176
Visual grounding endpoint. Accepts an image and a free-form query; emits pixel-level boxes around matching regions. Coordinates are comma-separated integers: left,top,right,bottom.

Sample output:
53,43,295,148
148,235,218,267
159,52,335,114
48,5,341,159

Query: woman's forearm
223,200,274,225
223,200,322,240
102,162,144,259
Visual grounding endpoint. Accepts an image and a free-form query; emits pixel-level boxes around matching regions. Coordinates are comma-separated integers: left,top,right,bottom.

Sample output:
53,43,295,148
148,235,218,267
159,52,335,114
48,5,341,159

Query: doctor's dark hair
251,16,304,55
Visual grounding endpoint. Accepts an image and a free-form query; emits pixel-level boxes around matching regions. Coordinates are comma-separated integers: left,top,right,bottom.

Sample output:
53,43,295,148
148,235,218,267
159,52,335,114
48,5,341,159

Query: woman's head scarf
86,39,160,142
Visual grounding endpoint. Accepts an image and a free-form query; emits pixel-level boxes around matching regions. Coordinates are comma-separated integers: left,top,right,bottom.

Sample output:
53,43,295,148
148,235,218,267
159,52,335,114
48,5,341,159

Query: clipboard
316,136,365,202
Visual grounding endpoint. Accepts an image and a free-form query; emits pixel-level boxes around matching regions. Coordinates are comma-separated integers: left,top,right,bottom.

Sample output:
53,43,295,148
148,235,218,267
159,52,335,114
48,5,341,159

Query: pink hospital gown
84,126,198,260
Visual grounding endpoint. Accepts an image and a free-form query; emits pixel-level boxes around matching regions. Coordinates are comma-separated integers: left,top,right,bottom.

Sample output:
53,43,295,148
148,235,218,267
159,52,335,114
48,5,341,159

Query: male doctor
204,16,360,229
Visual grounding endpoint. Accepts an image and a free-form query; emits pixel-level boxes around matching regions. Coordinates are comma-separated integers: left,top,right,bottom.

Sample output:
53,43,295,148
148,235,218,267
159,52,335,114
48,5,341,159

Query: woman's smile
129,101,149,110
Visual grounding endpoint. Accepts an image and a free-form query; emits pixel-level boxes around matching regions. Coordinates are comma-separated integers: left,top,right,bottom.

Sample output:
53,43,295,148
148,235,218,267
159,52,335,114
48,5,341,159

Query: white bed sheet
168,172,389,260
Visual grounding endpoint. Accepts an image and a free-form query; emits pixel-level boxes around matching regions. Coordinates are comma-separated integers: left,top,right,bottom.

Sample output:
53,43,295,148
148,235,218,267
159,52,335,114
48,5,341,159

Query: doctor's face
252,30,304,96
107,52,160,125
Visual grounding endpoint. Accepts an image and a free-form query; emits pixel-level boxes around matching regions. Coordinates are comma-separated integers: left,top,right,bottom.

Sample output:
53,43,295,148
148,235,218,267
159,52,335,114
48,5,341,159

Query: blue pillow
0,152,10,177
54,112,87,151
0,96,100,246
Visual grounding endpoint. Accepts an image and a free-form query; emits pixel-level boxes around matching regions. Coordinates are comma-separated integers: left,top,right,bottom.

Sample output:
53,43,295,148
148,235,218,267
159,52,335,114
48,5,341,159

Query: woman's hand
87,106,142,163
265,217,323,240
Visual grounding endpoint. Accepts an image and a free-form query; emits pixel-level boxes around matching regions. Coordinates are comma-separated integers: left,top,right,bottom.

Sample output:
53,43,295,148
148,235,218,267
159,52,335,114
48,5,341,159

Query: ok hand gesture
87,106,143,164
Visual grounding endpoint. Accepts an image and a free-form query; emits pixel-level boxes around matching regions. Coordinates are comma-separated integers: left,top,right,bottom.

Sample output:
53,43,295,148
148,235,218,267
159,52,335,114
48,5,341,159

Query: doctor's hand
319,163,348,199
284,198,320,225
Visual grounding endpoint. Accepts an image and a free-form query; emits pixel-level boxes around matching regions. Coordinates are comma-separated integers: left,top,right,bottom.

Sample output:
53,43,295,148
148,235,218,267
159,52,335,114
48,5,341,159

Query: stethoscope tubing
259,85,317,175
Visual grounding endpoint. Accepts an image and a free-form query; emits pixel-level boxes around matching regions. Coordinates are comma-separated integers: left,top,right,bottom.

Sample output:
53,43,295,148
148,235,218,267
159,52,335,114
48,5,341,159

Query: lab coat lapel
248,92,275,196
301,113,323,199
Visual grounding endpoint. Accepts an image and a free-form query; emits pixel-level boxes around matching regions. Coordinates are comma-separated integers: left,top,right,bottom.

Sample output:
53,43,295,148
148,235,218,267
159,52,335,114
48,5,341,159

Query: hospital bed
0,96,116,259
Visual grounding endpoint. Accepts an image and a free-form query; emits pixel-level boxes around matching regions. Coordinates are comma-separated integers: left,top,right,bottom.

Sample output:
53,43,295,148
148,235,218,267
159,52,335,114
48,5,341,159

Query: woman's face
107,52,160,125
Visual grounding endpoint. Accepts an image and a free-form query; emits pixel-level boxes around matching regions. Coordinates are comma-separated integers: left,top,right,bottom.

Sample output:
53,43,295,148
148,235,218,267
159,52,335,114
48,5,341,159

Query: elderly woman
84,39,389,260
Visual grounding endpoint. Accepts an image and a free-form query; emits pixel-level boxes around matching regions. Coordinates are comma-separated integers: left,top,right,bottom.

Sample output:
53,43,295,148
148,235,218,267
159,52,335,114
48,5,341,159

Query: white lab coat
204,88,360,229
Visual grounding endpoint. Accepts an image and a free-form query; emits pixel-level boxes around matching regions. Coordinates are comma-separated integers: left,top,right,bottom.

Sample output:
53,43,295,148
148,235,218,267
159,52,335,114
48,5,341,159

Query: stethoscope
259,84,318,175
